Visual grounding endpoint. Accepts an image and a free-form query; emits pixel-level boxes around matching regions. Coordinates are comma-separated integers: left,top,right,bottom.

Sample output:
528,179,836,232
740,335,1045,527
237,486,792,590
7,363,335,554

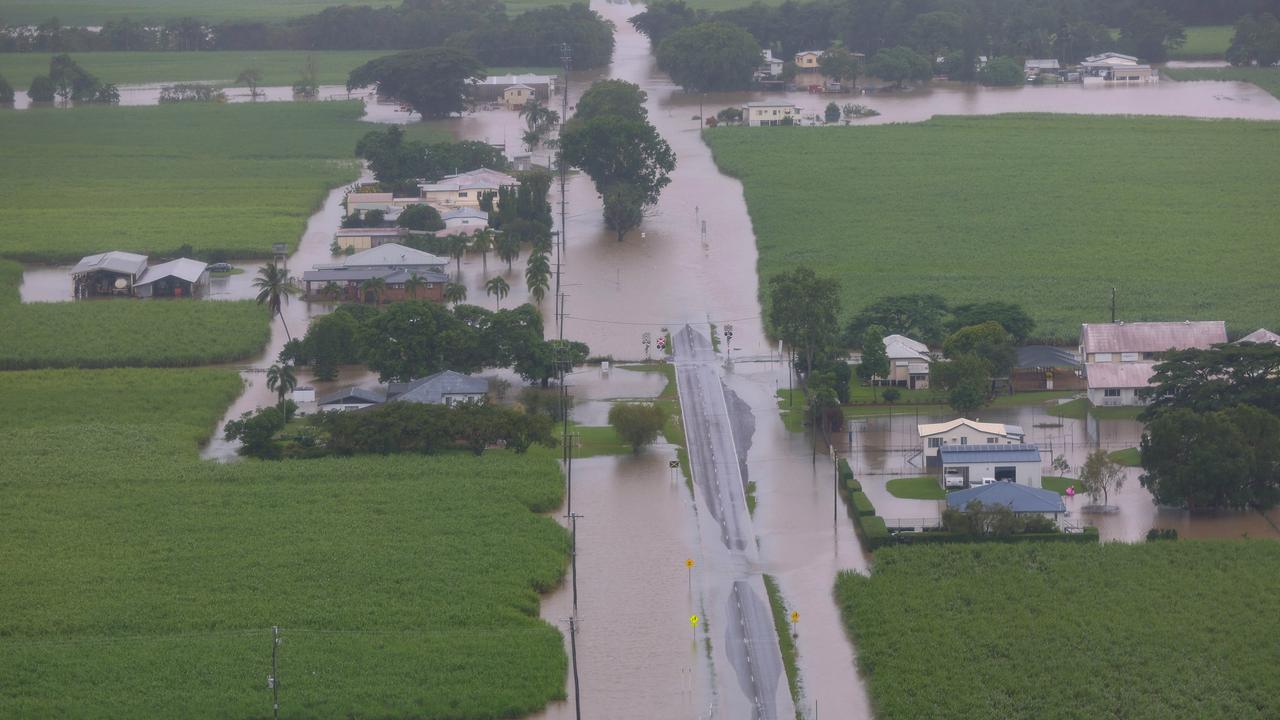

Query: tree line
1,0,616,70
282,301,589,387
632,0,1278,78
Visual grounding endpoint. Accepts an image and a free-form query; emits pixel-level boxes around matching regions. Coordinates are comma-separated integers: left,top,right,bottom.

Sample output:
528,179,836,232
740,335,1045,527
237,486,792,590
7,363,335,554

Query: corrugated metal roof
389,370,488,404
302,268,447,284
134,258,208,286
340,243,446,268
1085,361,1157,389
1080,321,1226,354
479,74,555,86
70,251,148,277
1017,345,1080,369
946,483,1066,514
940,443,1041,464
919,418,1021,439
317,386,386,405
335,227,406,237
442,208,489,221
1239,329,1280,345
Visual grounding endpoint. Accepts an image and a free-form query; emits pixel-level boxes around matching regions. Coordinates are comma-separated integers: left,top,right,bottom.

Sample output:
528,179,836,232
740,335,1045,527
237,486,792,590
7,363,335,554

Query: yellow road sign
690,615,699,627
790,611,799,624
686,558,694,569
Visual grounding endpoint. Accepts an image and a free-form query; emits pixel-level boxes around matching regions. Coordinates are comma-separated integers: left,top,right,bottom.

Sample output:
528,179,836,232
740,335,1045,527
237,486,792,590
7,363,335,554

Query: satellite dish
114,278,128,289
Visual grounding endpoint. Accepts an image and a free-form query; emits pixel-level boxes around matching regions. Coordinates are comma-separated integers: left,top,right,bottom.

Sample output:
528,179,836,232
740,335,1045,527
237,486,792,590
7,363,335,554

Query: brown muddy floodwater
14,4,1280,715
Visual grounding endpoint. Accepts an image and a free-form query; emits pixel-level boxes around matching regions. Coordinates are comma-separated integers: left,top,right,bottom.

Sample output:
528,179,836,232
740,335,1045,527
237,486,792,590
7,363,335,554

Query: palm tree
403,273,425,300
497,231,521,272
265,363,297,415
361,277,388,305
470,230,494,272
447,234,469,275
485,276,510,310
253,262,301,341
444,282,468,306
320,281,342,302
525,251,551,304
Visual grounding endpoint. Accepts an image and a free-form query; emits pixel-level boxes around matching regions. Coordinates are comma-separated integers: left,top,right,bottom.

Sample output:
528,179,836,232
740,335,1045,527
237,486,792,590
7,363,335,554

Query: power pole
1111,287,1117,323
566,507,582,616
569,615,583,720
557,41,571,261
269,626,281,720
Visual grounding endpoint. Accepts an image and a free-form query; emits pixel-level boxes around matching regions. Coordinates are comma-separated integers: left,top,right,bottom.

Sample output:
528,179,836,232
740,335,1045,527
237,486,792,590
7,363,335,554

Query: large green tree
948,301,1034,343
1140,405,1280,510
657,22,762,92
943,321,1016,378
978,56,1024,86
857,324,890,398
1227,13,1280,67
932,353,992,415
845,293,948,347
767,266,840,378
866,46,932,88
572,79,648,122
1143,344,1280,420
347,47,484,118
609,402,669,452
819,46,862,87
359,300,482,382
1119,8,1185,63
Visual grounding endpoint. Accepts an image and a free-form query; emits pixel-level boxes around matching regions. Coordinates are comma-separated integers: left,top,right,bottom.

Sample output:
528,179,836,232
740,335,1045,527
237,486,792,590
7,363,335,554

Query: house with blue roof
946,482,1066,519
940,443,1043,489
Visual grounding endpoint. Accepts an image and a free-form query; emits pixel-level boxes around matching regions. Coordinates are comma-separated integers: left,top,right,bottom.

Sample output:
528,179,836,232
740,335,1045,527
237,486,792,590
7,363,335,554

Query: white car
944,473,965,489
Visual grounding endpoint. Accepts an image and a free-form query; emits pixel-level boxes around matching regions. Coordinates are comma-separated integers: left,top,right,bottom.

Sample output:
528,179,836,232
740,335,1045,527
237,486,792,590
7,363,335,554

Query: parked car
208,262,233,273
944,471,965,489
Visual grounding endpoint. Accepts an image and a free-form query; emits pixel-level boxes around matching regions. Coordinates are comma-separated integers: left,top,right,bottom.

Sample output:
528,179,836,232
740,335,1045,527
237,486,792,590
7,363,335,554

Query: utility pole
831,446,839,527
269,626,281,720
557,42,571,260
1110,287,1117,323
566,507,582,616
569,615,583,720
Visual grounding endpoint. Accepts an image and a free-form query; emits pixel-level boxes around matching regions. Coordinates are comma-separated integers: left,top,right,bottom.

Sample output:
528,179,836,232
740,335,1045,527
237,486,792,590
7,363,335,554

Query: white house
1024,58,1060,77
882,334,931,389
442,207,490,234
387,370,488,407
940,444,1042,489
420,168,518,209
1080,321,1227,406
757,49,785,80
743,101,802,126
1080,52,1157,83
919,418,1025,465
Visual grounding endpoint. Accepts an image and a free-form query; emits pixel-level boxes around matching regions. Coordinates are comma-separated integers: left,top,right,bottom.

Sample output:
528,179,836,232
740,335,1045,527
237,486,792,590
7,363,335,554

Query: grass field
0,259,270,368
1041,475,1083,495
837,542,1280,719
1165,66,1280,100
0,367,570,718
0,0,594,23
707,115,1280,343
0,101,395,262
1168,25,1233,59
0,51,557,87
886,476,944,500
1046,398,1144,421
1109,447,1141,466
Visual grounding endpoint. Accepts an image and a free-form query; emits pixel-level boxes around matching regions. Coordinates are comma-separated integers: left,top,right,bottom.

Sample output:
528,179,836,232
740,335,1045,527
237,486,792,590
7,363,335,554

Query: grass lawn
0,51,557,87
1165,66,1280,100
706,115,1280,343
0,0,581,23
762,575,802,717
557,421,633,457
0,101,450,263
0,367,570,718
1109,447,1141,466
0,259,270,368
1046,398,1144,421
1169,25,1233,59
886,476,945,500
837,542,1280,719
1041,475,1083,495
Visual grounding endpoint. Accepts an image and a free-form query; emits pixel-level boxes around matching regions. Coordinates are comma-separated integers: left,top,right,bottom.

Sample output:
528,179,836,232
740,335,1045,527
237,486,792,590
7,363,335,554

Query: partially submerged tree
1078,449,1125,508
866,46,932,88
818,46,861,88
252,262,301,341
1140,405,1280,510
656,21,762,92
608,402,668,452
767,266,840,378
347,47,484,118
235,67,263,98
397,204,445,232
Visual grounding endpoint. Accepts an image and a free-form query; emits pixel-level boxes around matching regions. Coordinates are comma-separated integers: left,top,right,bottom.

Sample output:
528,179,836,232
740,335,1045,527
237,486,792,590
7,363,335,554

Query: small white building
1024,58,1060,77
1080,321,1227,406
919,418,1025,465
757,49,785,80
794,50,823,68
420,168,518,209
442,207,490,234
882,334,931,389
743,101,802,126
940,444,1043,489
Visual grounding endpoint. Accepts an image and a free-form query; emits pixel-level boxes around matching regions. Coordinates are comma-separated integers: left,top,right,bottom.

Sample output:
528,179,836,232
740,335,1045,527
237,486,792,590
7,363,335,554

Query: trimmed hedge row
892,527,1100,545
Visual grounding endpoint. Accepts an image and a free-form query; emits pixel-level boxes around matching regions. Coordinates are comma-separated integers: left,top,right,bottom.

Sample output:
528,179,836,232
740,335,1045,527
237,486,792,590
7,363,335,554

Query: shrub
0,75,14,104
1147,527,1179,541
850,490,876,517
881,387,901,403
608,402,668,452
27,75,55,102
859,515,890,547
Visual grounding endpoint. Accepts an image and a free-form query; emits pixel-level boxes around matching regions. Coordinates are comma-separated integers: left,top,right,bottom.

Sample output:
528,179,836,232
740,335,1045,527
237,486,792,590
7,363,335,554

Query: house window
1104,388,1122,397
928,438,942,448
1094,353,1113,362
459,192,469,198
1120,352,1140,362
986,437,998,443
959,437,968,445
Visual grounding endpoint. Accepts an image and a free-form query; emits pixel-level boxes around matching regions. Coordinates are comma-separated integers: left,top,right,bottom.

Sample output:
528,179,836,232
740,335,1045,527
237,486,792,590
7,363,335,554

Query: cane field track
0,100,449,263
0,51,557,87
0,259,270,368
0,367,570,718
1165,66,1280,100
706,114,1280,343
837,542,1280,720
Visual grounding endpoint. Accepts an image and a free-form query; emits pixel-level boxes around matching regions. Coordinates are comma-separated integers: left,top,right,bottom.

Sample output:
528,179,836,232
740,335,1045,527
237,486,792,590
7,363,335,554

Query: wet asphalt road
673,325,791,720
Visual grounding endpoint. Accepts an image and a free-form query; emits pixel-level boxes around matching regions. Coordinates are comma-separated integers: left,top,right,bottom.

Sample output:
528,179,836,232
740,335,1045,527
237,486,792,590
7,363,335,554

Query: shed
317,386,386,411
71,251,148,297
1239,328,1280,345
133,258,209,298
919,419,1025,465
946,482,1066,518
940,443,1042,488
503,84,534,108
442,207,490,234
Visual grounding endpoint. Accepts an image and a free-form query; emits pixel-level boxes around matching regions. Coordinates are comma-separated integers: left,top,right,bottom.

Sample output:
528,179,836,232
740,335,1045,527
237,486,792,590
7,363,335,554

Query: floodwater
14,2,1280,715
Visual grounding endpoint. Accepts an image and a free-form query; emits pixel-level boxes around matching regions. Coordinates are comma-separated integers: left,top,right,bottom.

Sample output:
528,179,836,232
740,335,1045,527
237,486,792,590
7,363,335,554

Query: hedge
849,491,875,517
889,527,1100,545
857,515,891,548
